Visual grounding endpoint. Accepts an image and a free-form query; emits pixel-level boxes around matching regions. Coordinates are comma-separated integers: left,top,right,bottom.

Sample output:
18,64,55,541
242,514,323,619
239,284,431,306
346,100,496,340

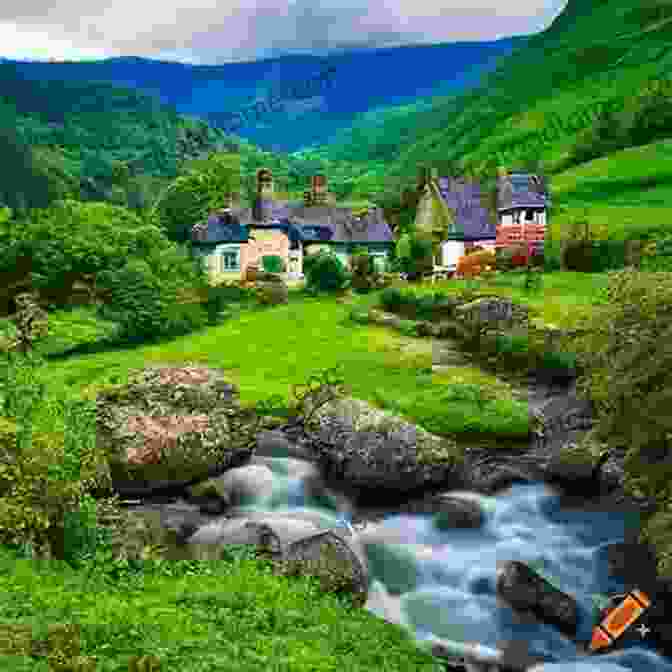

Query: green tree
150,151,241,244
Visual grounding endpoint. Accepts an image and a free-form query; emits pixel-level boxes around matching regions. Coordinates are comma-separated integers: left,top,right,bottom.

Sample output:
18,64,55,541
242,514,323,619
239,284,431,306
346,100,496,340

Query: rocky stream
92,334,672,672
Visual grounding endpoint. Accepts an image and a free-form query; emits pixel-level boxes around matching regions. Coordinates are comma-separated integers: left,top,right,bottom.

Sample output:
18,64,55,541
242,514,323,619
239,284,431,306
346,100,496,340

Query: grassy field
547,139,672,244
20,289,531,443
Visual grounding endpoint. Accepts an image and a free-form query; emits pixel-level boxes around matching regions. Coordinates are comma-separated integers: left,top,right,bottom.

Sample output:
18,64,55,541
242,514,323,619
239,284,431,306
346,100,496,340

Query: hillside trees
569,79,672,166
149,151,241,244
0,199,210,341
0,103,66,214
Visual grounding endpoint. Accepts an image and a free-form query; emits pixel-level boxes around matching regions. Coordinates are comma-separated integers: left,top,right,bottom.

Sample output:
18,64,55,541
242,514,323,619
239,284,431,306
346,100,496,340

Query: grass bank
0,543,443,671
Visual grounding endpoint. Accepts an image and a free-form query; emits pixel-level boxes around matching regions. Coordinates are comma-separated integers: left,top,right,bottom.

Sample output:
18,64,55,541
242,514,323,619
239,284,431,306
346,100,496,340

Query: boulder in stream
303,396,464,499
496,560,579,638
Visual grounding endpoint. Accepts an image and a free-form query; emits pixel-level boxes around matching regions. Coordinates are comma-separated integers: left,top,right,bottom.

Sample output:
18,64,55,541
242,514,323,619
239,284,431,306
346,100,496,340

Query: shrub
256,280,289,306
563,269,672,571
304,250,350,293
395,233,433,281
561,239,594,272
397,319,419,337
261,255,285,274
96,255,208,343
641,234,672,272
350,248,377,294
379,287,404,313
0,353,110,561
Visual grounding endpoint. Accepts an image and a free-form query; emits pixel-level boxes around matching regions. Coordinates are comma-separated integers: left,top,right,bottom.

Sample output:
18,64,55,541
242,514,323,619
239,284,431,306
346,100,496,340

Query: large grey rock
270,529,370,607
454,297,529,334
431,495,486,530
186,517,269,547
254,430,317,461
303,397,463,497
95,365,256,495
107,501,214,561
496,560,579,638
187,464,275,508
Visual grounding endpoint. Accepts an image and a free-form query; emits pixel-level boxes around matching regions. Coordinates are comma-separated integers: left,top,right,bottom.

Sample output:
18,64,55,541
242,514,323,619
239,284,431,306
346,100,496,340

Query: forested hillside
3,38,522,153
298,0,672,238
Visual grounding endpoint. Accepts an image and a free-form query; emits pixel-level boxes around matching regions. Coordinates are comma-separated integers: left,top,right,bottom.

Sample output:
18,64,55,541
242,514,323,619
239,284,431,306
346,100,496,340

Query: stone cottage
190,169,395,284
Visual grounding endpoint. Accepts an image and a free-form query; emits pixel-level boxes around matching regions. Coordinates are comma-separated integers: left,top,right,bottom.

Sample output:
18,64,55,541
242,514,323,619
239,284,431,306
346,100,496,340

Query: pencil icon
589,589,651,652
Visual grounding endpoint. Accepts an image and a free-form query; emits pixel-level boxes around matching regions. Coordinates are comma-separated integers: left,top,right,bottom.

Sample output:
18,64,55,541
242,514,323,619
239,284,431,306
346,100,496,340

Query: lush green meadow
25,288,533,443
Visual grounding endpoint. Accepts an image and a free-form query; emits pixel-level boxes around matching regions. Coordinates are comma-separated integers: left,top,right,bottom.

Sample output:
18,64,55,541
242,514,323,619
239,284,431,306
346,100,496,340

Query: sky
0,0,569,64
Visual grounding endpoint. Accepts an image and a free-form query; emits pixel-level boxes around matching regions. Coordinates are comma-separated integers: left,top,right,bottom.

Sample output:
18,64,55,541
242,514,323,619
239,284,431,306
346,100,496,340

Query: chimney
311,174,327,204
257,168,274,199
254,168,274,221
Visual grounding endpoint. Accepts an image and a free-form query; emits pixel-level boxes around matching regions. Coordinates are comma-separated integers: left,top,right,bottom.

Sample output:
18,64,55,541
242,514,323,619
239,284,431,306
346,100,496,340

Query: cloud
0,0,568,64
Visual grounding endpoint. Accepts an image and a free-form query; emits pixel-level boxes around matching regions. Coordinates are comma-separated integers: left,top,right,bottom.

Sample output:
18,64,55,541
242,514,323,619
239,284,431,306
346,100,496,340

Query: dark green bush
379,287,404,313
261,255,285,273
396,234,433,281
561,239,594,272
350,249,377,294
96,247,209,342
415,295,438,321
304,250,350,293
641,234,672,272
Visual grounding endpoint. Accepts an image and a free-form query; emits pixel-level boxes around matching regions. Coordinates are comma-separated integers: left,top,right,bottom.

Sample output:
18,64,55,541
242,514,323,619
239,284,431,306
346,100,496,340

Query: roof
497,173,551,211
436,177,497,241
191,209,249,244
293,204,394,244
193,201,395,247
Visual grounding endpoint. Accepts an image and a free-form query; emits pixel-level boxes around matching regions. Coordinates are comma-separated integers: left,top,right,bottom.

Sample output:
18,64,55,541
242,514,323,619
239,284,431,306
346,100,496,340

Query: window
216,245,240,271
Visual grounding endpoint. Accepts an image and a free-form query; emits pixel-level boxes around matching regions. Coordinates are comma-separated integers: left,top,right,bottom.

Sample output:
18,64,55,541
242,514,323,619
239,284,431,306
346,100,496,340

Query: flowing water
227,455,672,672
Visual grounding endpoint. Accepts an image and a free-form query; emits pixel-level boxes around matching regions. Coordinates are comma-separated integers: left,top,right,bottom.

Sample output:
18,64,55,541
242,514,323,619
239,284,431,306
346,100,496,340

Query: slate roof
191,209,249,244
437,177,497,241
497,173,551,211
192,201,394,248
285,204,394,244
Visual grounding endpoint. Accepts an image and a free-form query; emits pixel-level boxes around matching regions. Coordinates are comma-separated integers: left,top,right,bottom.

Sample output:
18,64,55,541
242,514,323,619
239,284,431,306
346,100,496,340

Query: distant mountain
303,0,672,250
1,39,524,152
0,60,235,212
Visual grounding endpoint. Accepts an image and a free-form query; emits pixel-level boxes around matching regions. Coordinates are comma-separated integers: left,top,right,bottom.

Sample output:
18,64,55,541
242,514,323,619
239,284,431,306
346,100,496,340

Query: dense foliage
303,250,350,293
261,255,285,273
0,349,110,560
0,199,211,342
562,269,672,574
394,233,433,280
568,78,672,167
149,151,241,244
0,103,71,214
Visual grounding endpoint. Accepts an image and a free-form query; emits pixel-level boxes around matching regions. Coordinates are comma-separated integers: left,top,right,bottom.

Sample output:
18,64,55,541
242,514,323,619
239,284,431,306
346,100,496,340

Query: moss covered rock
95,365,258,493
303,396,463,496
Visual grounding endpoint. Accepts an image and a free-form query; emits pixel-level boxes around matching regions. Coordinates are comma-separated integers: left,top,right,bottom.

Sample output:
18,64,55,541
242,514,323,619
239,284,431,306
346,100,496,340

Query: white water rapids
227,455,672,672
